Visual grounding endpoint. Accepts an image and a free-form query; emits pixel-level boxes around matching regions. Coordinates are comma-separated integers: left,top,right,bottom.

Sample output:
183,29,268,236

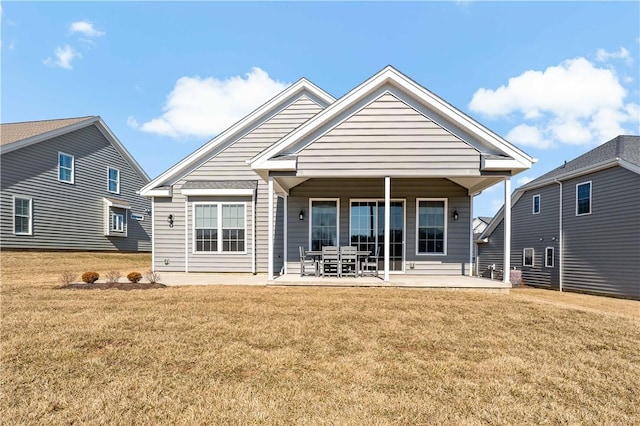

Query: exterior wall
477,219,505,281
562,167,640,298
285,178,471,275
295,92,481,177
0,125,151,251
152,95,323,272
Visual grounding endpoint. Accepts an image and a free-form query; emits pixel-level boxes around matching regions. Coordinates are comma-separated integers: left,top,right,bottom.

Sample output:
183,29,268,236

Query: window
108,167,120,194
523,248,534,267
194,203,246,253
310,199,338,251
58,152,74,183
576,181,591,215
112,213,125,232
14,197,32,235
417,199,446,255
533,194,540,214
545,247,554,268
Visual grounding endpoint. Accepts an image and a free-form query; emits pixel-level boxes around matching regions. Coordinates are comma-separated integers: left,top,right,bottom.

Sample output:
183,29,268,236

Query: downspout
468,193,474,276
554,179,563,292
252,189,256,274
151,196,155,271
184,198,189,273
283,193,288,275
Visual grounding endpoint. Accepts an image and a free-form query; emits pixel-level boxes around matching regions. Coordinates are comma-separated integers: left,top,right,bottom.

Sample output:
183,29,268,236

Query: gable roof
1,116,150,182
139,78,335,196
251,66,535,171
480,135,640,239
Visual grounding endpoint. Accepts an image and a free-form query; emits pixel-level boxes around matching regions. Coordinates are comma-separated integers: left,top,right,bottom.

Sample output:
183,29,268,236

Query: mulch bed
59,282,166,290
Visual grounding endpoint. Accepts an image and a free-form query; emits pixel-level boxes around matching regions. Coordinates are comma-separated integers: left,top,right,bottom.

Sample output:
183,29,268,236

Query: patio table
307,249,371,277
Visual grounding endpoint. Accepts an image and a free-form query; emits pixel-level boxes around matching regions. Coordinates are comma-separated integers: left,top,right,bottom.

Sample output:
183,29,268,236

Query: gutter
554,179,563,292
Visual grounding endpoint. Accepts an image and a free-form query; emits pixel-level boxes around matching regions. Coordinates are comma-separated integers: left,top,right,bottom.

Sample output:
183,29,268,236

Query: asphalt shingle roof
0,116,95,146
181,180,258,190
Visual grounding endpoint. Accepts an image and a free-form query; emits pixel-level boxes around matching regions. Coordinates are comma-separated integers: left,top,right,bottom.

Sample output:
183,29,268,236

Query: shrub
60,271,76,285
127,272,143,283
81,272,100,284
105,270,122,284
144,269,161,284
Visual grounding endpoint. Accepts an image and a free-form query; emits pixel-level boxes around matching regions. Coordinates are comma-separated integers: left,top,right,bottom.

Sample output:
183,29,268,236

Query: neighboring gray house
1,116,152,252
478,135,640,299
140,66,534,281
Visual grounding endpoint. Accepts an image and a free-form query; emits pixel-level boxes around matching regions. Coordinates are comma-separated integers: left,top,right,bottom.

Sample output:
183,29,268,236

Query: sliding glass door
350,200,404,272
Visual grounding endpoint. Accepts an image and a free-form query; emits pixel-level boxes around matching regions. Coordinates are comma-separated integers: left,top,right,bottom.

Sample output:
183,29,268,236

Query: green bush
81,271,99,284
127,272,142,283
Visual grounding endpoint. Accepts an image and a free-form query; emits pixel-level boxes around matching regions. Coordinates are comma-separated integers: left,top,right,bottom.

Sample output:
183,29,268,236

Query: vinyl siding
477,219,505,280
286,178,471,275
562,167,640,298
1,125,151,251
152,95,323,272
296,93,481,177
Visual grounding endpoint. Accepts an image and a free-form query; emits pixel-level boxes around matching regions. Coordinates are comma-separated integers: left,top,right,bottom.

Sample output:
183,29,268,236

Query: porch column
384,176,390,282
268,176,274,280
503,177,511,284
283,193,288,275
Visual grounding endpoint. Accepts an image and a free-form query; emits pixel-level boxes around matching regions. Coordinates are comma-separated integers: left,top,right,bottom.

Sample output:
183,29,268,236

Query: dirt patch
59,282,166,290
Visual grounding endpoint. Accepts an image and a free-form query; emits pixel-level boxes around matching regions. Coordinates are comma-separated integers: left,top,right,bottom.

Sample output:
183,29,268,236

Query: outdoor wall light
453,210,459,221
299,210,305,220
167,214,174,227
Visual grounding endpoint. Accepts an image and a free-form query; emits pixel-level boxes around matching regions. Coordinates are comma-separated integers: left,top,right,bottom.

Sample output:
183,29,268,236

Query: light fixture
299,210,304,220
539,237,544,241
167,214,174,227
453,210,459,221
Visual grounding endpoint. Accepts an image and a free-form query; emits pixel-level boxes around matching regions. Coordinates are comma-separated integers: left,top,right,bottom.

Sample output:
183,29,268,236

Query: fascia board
140,79,334,194
181,188,255,196
518,159,621,193
95,118,150,182
140,188,172,197
482,157,529,171
252,159,297,171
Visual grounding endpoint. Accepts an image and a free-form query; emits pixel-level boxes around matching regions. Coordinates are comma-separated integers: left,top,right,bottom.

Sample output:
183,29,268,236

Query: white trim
481,157,530,171
545,246,555,268
191,201,249,255
523,247,534,267
252,190,256,274
384,177,390,282
58,151,74,184
268,177,274,279
112,212,125,232
181,188,255,196
415,198,448,256
532,194,541,215
468,195,473,277
503,177,511,283
144,188,172,197
185,199,189,272
308,198,340,250
556,180,563,292
254,159,297,171
12,195,33,236
283,193,288,275
107,167,120,194
151,197,155,271
575,181,592,216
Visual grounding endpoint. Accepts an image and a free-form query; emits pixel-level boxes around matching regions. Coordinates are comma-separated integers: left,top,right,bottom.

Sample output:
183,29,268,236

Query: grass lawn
2,251,639,424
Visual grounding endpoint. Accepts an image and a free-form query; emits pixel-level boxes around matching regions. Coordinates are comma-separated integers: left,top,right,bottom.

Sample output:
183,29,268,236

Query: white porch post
268,176,274,280
384,176,390,282
503,177,511,284
283,193,288,275
468,194,474,276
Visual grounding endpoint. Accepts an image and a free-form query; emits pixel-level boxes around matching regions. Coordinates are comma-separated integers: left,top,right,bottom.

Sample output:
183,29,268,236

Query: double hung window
523,248,534,267
58,152,74,183
112,213,125,232
194,203,246,253
108,168,120,193
576,182,591,215
14,197,32,235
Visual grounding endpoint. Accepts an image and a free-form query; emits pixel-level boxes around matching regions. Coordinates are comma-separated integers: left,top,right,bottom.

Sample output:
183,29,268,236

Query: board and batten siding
1,125,151,251
152,95,323,272
562,167,640,298
295,93,481,177
286,178,471,275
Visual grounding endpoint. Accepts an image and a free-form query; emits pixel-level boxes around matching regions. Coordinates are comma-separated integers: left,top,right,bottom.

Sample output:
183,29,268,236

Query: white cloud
69,21,104,37
516,176,534,186
490,198,504,215
469,56,640,149
135,67,290,139
44,45,80,70
126,116,139,128
596,47,632,65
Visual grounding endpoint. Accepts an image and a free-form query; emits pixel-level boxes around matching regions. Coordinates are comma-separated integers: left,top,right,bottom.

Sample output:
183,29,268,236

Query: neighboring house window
310,199,339,251
523,248,534,267
194,203,246,253
112,213,125,232
545,247,554,268
576,181,592,215
108,167,120,194
417,199,446,255
14,197,32,235
58,152,74,183
533,194,540,214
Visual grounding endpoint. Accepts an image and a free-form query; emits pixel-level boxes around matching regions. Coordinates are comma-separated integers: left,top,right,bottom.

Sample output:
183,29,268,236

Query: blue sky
2,1,639,217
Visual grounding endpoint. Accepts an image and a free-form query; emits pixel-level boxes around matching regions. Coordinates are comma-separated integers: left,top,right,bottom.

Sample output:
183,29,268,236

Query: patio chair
321,246,340,277
299,246,317,277
361,245,380,277
340,246,358,277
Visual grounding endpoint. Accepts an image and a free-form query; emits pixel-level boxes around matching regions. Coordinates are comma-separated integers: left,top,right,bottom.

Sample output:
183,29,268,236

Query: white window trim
13,196,33,235
532,194,541,214
575,181,592,216
545,247,554,268
108,167,120,194
58,151,74,184
192,202,248,255
112,212,125,232
415,198,448,256
523,248,534,267
308,198,340,250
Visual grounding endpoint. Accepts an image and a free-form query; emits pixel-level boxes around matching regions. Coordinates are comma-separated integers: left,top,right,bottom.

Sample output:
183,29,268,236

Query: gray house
478,135,640,299
140,66,534,281
1,116,152,252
